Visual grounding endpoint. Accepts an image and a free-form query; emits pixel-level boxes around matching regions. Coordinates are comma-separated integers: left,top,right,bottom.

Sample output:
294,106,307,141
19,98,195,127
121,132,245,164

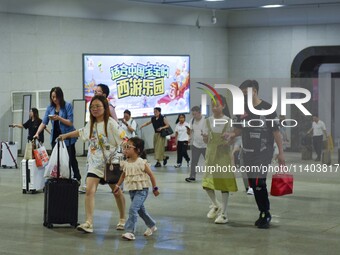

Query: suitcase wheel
31,189,37,194
71,223,78,228
22,189,27,194
43,222,53,228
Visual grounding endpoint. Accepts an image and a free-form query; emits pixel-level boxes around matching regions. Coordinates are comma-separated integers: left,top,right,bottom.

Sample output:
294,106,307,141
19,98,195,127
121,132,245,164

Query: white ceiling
1,0,340,27
128,0,340,10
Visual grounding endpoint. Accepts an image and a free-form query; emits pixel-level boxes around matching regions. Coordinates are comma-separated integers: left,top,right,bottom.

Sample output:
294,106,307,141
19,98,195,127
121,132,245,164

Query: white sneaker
122,232,135,240
144,226,157,236
207,205,221,219
215,213,228,224
77,221,93,233
78,185,86,194
247,187,254,195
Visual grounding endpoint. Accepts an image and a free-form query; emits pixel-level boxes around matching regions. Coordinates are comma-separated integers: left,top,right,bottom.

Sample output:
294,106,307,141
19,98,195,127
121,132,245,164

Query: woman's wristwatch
153,186,158,191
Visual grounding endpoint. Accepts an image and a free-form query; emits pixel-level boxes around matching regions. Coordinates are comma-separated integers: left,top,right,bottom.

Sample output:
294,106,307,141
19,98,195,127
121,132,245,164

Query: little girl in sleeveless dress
114,137,160,240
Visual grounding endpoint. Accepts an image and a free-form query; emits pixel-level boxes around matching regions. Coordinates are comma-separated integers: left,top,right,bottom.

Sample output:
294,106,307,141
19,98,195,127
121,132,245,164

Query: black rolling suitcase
43,140,79,228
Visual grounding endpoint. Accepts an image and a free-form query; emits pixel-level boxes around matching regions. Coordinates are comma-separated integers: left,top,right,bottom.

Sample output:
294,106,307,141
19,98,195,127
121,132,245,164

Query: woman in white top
174,114,190,168
87,85,126,230
58,95,126,233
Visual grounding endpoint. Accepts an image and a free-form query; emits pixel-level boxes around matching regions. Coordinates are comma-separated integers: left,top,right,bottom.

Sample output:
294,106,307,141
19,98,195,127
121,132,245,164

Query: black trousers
244,155,272,213
176,141,190,165
247,176,270,213
313,135,323,159
51,141,81,181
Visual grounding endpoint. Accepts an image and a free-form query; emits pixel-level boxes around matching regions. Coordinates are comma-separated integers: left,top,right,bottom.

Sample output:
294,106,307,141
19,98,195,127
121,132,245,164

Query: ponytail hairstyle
31,108,40,121
214,94,231,118
175,113,186,124
128,137,147,159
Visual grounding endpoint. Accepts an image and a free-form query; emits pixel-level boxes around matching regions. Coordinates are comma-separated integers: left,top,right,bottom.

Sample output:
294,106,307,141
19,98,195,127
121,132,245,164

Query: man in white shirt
307,115,327,161
185,106,206,182
120,110,137,139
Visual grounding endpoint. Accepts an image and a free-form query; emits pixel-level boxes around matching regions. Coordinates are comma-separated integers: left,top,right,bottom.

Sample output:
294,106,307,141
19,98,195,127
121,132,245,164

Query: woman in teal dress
202,95,238,224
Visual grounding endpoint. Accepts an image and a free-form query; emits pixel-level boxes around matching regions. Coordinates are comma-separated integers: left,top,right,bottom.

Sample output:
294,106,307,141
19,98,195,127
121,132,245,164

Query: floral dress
78,118,125,178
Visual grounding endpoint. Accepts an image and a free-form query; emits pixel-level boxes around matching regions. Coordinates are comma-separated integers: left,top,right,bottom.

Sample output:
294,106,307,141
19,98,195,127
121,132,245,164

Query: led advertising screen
83,54,190,120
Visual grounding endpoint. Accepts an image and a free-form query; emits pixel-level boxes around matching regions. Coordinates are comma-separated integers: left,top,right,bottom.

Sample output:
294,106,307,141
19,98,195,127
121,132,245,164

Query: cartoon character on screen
169,82,180,100
157,82,180,105
174,60,190,94
178,77,189,98
157,60,189,105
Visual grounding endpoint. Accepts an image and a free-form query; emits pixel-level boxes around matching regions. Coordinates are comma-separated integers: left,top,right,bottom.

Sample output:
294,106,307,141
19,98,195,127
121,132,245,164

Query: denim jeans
125,188,156,233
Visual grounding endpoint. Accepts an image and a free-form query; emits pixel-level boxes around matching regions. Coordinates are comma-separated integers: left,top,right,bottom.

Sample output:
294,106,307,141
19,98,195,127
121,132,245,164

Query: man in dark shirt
231,80,285,229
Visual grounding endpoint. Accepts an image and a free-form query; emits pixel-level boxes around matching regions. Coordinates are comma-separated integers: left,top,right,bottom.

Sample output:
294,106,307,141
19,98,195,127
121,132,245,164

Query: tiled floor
0,151,339,255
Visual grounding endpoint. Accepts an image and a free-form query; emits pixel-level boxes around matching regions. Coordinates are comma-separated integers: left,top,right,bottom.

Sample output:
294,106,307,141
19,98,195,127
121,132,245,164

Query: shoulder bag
160,125,173,137
160,116,173,137
96,125,122,184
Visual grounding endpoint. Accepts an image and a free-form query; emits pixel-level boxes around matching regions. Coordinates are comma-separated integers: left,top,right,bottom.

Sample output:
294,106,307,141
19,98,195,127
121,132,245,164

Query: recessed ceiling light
261,4,285,8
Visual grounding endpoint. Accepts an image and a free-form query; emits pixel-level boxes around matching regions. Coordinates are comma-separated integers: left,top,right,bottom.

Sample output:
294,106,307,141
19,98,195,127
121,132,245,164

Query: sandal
116,219,125,230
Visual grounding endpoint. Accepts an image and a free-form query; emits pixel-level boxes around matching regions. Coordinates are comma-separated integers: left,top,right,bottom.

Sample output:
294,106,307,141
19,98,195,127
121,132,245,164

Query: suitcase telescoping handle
8,125,15,145
25,159,30,191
